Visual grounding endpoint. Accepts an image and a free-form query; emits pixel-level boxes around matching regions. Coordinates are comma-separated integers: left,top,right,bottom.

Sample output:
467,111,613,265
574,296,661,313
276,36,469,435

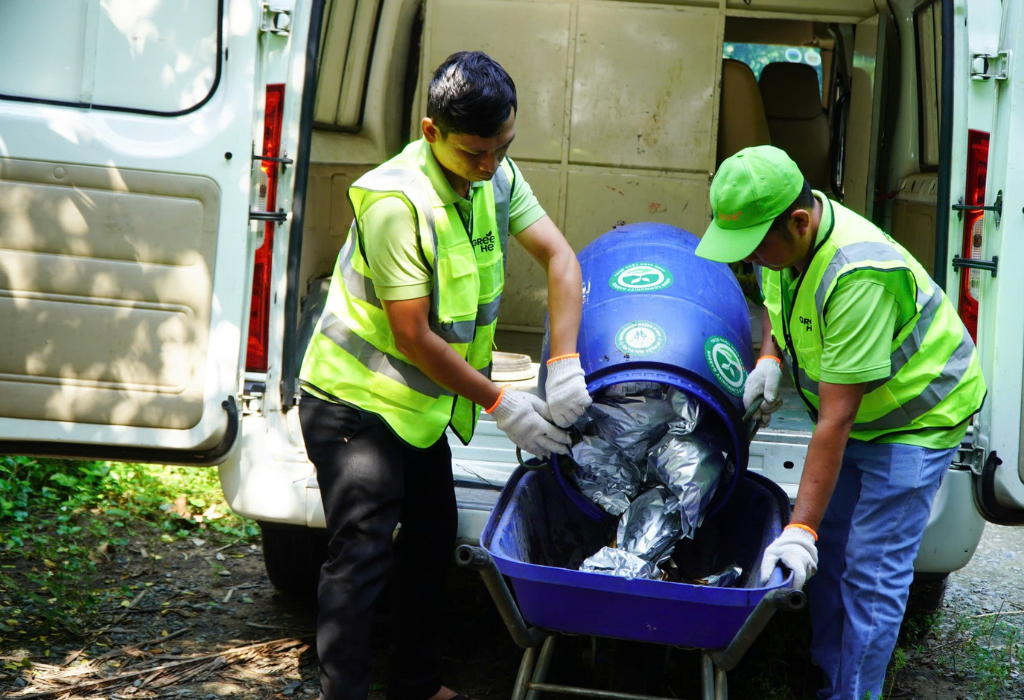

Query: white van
1,0,1022,602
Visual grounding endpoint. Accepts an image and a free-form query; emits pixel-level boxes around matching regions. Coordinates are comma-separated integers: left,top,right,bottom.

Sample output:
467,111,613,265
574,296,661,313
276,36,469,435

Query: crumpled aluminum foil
579,547,660,580
586,393,678,466
648,431,731,538
568,434,642,516
617,486,682,564
667,388,702,435
698,565,744,588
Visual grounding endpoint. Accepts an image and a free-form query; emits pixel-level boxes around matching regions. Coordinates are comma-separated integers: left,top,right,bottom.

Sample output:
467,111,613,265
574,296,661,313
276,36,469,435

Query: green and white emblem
615,321,667,357
704,335,746,397
609,263,673,293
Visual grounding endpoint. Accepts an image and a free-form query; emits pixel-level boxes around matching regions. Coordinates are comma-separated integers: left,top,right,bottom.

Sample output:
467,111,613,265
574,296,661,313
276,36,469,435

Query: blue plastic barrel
543,222,754,517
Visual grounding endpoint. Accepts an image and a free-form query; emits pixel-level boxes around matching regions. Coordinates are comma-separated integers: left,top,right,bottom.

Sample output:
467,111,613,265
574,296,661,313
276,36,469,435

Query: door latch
971,51,1010,81
260,0,295,36
952,190,1002,225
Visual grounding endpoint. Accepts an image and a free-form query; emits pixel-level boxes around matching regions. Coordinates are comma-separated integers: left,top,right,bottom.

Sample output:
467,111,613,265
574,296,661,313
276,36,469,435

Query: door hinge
953,446,986,476
260,0,295,36
971,51,1010,81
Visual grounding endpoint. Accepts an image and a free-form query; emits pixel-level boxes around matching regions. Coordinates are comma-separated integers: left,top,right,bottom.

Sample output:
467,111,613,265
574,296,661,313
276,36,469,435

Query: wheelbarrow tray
480,466,793,650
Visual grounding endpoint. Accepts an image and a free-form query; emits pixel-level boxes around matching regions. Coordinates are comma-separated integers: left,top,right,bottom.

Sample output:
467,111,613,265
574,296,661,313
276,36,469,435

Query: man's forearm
761,305,783,360
546,249,583,357
790,418,852,530
399,330,502,409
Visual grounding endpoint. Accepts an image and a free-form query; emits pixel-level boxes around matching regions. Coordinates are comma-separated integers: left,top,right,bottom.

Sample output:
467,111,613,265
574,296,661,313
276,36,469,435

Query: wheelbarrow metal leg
701,653,715,700
513,645,540,700
709,587,806,672
715,666,728,700
526,635,558,700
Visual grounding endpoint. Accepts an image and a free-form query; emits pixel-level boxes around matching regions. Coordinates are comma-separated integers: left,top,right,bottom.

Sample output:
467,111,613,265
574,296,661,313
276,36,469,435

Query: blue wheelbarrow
456,396,803,700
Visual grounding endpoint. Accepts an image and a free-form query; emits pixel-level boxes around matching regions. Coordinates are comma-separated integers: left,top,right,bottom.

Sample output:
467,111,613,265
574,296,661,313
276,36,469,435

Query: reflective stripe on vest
299,140,515,447
763,194,985,441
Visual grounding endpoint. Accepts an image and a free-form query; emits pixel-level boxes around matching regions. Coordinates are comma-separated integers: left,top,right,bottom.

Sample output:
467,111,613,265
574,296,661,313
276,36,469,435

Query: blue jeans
806,439,958,700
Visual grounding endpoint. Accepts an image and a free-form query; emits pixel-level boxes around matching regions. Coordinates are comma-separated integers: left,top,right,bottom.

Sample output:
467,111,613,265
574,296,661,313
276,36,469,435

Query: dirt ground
2,520,1023,700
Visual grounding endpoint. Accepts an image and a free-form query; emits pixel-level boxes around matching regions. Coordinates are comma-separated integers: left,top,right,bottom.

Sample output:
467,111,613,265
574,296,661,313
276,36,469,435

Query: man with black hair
298,51,590,700
697,145,986,700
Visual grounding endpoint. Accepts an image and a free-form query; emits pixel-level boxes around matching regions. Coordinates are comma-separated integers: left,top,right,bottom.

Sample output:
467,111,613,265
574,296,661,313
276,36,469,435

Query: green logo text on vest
610,263,674,292
615,321,667,357
704,335,746,397
473,231,496,252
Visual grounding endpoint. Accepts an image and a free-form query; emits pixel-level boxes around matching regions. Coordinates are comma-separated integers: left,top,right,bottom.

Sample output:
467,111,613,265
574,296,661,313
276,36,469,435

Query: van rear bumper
220,413,508,542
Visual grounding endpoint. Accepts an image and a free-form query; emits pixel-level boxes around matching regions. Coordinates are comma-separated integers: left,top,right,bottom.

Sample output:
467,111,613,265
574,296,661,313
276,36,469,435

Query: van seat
758,62,831,191
717,58,772,167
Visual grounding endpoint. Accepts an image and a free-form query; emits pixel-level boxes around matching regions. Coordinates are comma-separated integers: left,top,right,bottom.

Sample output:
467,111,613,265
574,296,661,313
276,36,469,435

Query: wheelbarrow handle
709,586,806,672
455,544,548,650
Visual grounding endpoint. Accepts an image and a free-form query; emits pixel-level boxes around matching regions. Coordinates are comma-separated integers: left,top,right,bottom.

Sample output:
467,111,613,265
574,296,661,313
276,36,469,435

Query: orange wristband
484,387,506,414
757,355,782,367
546,353,580,366
785,523,818,541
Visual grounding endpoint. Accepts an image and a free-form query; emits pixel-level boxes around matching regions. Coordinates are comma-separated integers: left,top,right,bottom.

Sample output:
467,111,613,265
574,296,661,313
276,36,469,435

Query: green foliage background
0,456,257,638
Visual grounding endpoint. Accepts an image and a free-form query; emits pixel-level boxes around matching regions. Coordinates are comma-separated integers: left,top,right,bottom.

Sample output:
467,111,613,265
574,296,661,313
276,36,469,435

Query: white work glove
744,356,784,427
488,389,572,458
544,354,593,428
760,526,818,590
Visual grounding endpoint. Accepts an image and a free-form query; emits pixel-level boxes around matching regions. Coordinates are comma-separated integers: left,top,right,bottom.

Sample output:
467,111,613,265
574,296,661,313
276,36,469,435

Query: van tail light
958,129,989,344
246,84,285,373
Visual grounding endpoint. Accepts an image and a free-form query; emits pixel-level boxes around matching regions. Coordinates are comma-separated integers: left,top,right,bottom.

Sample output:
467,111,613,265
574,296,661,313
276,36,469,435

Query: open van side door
0,0,278,465
942,0,1024,522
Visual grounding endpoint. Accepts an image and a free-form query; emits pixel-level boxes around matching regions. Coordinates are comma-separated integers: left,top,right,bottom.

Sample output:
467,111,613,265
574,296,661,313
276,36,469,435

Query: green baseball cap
696,146,805,263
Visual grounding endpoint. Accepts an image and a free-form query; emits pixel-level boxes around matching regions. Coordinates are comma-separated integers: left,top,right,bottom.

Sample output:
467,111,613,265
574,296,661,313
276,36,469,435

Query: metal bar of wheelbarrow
708,587,806,672
455,544,548,649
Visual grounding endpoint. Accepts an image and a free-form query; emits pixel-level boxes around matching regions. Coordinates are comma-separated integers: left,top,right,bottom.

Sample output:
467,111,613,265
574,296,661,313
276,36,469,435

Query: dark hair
427,51,517,138
768,180,815,235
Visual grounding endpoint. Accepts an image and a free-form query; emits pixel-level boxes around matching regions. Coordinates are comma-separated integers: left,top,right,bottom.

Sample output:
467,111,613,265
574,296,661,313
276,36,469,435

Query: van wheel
258,522,328,601
900,572,949,643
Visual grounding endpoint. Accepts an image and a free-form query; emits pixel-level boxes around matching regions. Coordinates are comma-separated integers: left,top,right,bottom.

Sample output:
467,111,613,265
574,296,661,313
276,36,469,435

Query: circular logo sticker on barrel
615,321,667,356
704,335,746,397
609,263,673,293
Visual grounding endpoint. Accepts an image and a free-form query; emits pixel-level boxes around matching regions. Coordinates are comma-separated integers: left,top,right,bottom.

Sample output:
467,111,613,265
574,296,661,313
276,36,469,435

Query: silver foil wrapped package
617,486,682,564
648,432,731,538
699,565,744,588
667,388,702,435
568,435,642,516
579,547,660,580
587,392,678,466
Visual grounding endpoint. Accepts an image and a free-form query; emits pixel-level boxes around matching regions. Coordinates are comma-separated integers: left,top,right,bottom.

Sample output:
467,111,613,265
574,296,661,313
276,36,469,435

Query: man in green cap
696,145,986,700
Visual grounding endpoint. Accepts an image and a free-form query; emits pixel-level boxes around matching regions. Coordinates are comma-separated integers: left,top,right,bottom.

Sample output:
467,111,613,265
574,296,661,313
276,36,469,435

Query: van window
914,0,942,169
723,42,823,97
314,0,382,130
0,0,220,115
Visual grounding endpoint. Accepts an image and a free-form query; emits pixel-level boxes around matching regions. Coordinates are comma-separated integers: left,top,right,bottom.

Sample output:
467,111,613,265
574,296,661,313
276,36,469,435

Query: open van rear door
942,0,1024,522
0,1,274,465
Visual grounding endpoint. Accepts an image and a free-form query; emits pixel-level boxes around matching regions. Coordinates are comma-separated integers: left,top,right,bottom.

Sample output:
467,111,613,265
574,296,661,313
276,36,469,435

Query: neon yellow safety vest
299,139,514,448
761,194,986,443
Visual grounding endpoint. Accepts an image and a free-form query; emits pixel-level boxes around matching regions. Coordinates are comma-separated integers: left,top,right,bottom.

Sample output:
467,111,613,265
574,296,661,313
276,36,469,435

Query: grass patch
0,456,258,639
921,606,1024,700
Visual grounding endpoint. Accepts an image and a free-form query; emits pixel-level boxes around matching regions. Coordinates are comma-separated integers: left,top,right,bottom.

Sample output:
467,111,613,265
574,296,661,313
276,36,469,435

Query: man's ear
790,208,813,238
421,117,438,143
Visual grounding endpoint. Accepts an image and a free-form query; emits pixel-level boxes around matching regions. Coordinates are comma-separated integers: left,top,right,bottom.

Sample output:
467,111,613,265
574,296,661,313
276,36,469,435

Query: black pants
299,391,458,700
